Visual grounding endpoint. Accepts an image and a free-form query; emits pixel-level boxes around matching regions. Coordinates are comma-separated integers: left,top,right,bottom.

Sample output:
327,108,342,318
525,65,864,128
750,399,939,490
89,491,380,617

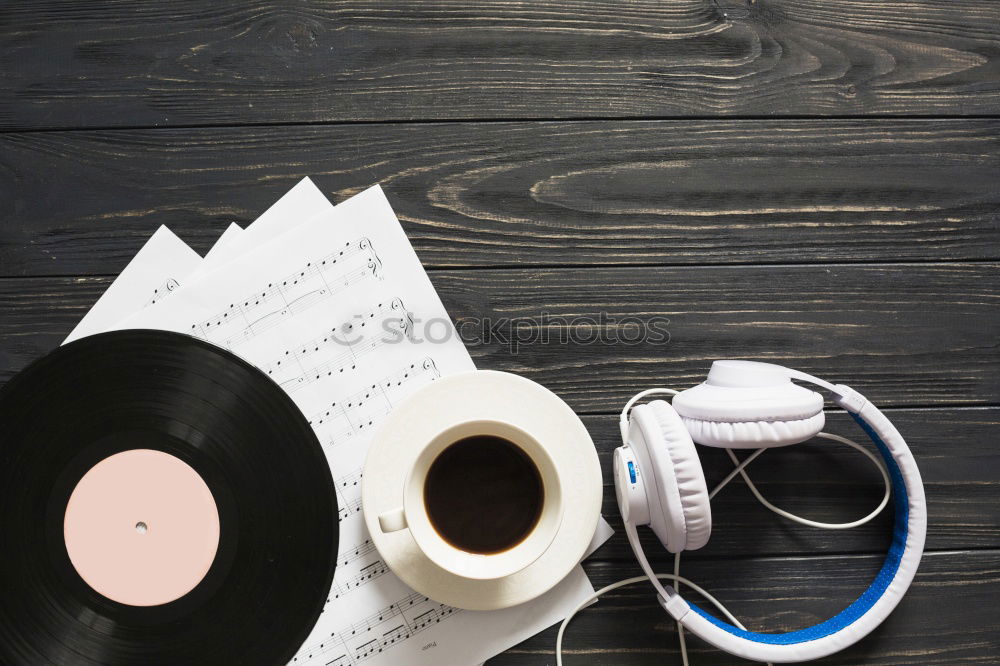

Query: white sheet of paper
66,179,333,343
206,223,243,260
588,519,615,559
64,226,202,343
468,521,614,664
192,177,332,276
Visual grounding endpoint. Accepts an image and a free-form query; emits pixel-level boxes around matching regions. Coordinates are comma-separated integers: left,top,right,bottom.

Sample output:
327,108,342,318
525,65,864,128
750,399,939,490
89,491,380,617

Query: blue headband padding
686,414,909,645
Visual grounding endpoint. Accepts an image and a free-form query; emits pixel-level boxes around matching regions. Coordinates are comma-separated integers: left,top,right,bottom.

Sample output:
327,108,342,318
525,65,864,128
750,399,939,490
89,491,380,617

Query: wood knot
286,22,318,51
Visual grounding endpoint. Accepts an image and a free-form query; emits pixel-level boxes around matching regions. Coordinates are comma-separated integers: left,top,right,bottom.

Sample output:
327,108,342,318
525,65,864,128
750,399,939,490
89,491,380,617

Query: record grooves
0,330,338,665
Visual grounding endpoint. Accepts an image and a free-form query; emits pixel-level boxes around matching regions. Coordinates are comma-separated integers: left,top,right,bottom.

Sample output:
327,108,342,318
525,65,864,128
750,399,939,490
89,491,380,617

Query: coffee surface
424,435,544,555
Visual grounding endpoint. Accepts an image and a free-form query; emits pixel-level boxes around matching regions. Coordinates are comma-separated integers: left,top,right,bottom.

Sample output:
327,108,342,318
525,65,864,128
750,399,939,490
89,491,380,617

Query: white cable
708,447,769,501
620,387,680,419
673,552,688,666
557,423,891,665
668,431,887,666
555,573,752,666
724,432,891,530
619,388,679,442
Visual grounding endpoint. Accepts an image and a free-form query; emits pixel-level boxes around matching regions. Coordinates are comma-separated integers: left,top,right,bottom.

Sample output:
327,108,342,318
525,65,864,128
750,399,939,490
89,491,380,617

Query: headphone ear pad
629,401,711,553
673,381,825,448
681,412,825,449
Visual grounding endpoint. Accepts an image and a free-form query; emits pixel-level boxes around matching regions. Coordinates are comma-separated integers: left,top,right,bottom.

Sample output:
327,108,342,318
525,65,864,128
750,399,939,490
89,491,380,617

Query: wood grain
489,550,1000,664
1,120,999,276
438,262,1000,410
0,263,995,408
1,0,998,130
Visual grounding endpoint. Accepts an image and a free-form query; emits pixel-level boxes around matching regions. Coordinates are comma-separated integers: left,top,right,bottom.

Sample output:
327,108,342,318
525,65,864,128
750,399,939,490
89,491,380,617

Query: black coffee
424,435,544,555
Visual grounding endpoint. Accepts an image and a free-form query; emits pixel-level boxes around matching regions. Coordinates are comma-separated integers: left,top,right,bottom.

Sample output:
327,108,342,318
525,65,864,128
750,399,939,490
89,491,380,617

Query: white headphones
612,360,927,663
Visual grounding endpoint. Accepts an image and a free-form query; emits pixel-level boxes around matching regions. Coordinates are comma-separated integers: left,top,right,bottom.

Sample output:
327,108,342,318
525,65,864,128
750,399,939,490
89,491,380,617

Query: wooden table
1,2,998,664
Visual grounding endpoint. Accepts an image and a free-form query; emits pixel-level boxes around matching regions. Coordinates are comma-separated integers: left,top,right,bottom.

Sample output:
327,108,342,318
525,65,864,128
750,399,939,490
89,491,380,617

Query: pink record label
63,449,220,606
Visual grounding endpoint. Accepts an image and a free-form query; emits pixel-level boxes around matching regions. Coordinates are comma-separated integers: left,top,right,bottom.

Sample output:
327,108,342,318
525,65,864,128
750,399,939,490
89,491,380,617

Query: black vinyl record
0,330,338,665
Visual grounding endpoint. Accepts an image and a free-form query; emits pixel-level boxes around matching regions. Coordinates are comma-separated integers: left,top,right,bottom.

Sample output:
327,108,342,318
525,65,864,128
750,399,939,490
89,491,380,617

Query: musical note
410,604,459,631
380,623,410,648
332,468,364,517
189,238,382,347
293,593,461,665
334,468,363,494
260,299,414,393
337,496,363,523
145,277,180,307
338,538,375,568
307,358,442,449
324,656,351,666
329,560,390,599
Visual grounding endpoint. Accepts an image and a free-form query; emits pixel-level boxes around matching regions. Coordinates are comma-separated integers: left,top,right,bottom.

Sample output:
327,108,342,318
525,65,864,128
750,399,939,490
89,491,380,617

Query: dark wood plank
1,0,999,130
439,263,1000,410
583,408,1000,559
2,120,999,277
489,550,1000,664
0,263,996,407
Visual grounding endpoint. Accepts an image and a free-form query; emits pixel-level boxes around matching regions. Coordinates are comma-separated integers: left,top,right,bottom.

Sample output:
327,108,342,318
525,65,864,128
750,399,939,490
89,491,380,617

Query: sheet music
64,226,202,343
109,185,601,666
64,178,331,342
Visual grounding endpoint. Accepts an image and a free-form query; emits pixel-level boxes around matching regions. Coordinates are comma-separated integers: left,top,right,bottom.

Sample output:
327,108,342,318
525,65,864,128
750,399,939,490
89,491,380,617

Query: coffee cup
376,418,563,581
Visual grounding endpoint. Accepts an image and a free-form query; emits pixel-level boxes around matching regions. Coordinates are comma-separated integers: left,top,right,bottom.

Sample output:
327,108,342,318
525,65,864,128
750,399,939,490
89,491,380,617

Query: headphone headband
673,396,926,662
619,365,927,663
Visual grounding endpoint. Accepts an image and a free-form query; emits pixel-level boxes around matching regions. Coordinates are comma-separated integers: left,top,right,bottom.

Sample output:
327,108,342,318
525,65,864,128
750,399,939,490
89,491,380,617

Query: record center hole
135,521,148,535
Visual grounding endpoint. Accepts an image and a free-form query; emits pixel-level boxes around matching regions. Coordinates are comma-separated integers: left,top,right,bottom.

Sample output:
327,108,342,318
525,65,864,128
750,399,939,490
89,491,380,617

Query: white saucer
361,370,602,610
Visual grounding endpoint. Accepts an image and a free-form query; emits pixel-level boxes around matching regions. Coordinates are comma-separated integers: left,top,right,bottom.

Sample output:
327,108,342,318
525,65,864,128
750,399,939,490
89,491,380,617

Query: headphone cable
556,430,891,666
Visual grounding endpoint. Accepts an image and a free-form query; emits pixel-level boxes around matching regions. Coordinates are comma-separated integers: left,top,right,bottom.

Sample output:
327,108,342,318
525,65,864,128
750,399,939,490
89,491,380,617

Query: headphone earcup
629,401,711,553
673,381,825,448
680,412,825,448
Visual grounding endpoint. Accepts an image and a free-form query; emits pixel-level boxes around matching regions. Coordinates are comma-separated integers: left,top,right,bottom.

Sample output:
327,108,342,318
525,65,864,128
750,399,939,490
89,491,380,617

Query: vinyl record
0,330,338,665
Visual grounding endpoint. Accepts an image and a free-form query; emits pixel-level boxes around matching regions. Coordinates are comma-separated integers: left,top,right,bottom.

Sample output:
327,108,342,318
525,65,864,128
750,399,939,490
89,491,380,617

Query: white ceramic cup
376,418,563,581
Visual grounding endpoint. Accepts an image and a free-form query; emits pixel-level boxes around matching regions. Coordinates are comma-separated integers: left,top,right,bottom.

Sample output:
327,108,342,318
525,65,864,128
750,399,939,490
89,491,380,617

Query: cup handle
378,507,408,533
